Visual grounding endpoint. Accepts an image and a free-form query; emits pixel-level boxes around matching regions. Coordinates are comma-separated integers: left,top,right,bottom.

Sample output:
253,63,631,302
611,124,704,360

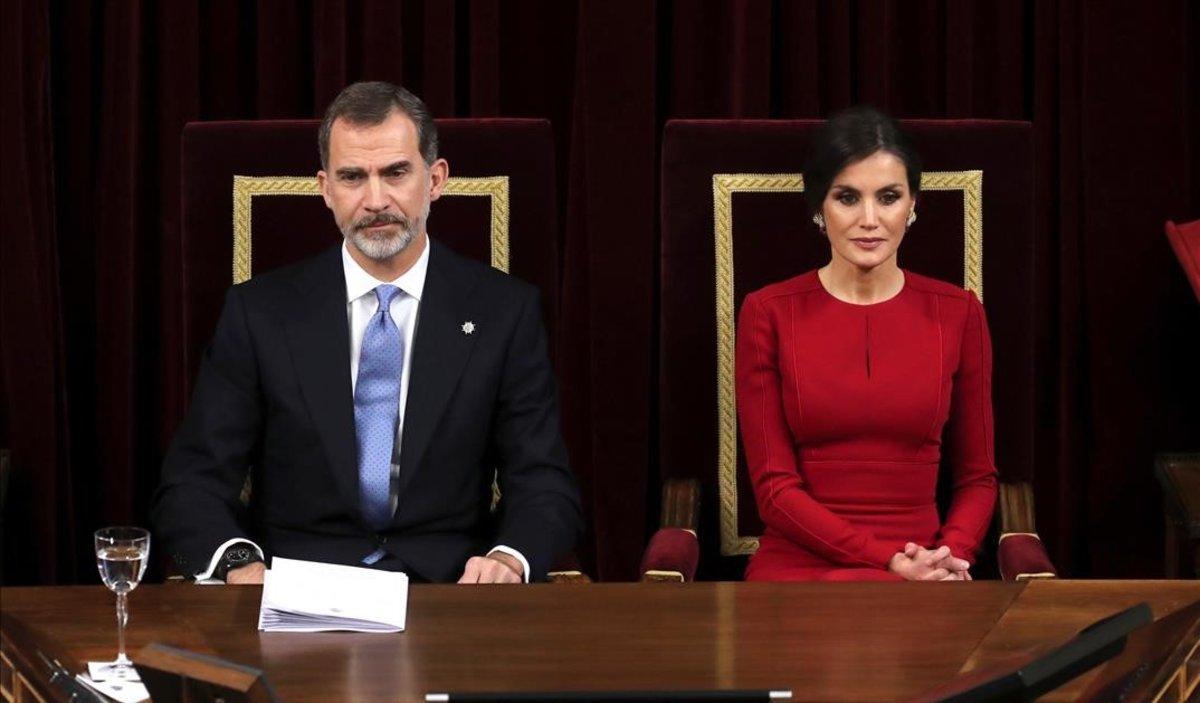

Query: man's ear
428,158,450,202
317,170,333,209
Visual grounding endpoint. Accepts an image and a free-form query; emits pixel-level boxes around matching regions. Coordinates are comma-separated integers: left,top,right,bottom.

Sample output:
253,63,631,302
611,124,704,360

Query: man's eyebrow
334,161,411,178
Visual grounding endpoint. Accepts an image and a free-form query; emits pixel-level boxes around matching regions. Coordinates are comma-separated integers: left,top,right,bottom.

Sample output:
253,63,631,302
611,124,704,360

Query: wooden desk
2,581,1197,702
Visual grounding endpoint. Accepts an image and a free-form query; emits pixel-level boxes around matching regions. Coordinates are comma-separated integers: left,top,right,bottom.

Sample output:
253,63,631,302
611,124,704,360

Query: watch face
228,547,254,564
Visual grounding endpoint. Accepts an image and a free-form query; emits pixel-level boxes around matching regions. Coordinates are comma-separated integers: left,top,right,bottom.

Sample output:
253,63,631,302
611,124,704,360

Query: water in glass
93,527,150,681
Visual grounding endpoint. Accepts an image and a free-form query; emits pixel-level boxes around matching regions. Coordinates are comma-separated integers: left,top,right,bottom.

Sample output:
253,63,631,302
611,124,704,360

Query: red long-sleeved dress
737,270,998,581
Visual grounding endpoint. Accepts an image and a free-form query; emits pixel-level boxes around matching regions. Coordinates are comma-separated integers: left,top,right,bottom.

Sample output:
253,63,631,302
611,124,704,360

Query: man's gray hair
318,81,439,169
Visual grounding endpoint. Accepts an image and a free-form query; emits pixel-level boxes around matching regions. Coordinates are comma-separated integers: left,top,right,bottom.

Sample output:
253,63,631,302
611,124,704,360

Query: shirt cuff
488,545,530,583
194,538,264,582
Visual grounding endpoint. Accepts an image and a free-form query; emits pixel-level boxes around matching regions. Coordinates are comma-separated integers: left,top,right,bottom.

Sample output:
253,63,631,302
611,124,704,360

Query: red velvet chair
179,118,589,582
1167,220,1200,302
642,119,1057,582
1158,219,1200,577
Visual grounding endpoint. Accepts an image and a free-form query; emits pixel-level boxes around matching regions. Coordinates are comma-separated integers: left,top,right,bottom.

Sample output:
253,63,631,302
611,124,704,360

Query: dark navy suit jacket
153,240,581,582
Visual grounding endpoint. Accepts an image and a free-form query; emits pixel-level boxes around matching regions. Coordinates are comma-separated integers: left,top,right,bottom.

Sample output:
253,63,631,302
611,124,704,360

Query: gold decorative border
921,170,984,300
231,176,318,284
712,170,984,556
713,174,804,556
442,176,510,273
231,175,511,284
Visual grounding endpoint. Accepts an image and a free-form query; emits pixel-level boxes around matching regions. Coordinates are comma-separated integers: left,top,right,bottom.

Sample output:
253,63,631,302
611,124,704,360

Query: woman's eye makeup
830,187,905,207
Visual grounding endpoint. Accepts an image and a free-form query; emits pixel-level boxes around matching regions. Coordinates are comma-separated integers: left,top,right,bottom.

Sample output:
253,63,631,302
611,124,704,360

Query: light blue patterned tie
355,284,404,531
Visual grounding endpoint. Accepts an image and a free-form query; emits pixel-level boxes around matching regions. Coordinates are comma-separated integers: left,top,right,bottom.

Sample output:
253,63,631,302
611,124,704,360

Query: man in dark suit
152,82,581,584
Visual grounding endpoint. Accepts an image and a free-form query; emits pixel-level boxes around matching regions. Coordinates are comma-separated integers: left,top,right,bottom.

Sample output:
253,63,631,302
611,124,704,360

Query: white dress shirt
198,238,529,582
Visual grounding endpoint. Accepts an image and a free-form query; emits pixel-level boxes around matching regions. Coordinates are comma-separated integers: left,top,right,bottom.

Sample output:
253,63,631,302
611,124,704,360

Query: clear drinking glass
93,526,150,680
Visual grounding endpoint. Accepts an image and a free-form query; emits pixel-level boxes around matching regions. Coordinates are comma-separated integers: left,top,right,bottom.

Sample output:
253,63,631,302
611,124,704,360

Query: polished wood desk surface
2,580,1198,702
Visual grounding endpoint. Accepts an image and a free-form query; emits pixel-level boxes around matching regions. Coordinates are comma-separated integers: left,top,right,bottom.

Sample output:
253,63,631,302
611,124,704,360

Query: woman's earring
906,209,917,228
812,213,826,231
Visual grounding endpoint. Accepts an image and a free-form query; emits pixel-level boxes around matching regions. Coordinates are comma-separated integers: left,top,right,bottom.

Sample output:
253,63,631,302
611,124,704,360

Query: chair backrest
1166,219,1200,304
659,119,1035,577
179,118,559,398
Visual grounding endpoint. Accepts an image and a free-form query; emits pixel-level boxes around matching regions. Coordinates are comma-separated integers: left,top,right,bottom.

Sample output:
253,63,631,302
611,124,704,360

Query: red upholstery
1166,219,1200,303
180,118,559,396
656,119,1042,580
998,534,1057,581
640,528,700,582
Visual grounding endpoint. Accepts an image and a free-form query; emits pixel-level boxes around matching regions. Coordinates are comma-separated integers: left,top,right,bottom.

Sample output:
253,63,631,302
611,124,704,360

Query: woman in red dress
738,108,997,582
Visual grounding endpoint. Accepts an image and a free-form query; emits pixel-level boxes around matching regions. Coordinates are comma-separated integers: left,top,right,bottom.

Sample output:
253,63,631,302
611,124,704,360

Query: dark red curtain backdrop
2,0,1197,584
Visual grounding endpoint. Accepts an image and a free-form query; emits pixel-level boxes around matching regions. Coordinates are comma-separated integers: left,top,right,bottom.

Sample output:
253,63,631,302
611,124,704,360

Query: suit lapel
285,247,363,526
397,240,480,504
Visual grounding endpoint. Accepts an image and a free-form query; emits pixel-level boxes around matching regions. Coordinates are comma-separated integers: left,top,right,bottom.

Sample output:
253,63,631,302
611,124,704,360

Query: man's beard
344,212,421,261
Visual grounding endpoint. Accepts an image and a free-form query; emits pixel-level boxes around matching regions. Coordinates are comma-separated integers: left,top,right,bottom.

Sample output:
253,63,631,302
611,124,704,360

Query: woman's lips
850,238,885,250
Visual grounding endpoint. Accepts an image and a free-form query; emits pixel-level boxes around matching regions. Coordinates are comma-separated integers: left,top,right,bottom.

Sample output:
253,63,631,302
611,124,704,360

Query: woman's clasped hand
888,543,972,581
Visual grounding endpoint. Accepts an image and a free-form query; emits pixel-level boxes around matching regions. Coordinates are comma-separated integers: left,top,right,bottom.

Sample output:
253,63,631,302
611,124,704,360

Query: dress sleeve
937,292,999,564
736,292,901,569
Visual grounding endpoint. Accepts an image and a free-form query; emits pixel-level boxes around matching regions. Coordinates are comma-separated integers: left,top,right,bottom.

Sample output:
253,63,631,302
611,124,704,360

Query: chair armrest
639,477,702,582
545,569,592,584
998,533,1057,581
545,553,592,584
999,481,1037,534
640,527,699,582
660,478,700,530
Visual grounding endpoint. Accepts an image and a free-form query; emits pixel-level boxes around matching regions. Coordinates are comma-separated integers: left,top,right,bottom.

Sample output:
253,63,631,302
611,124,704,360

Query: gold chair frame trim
712,170,984,556
231,175,511,284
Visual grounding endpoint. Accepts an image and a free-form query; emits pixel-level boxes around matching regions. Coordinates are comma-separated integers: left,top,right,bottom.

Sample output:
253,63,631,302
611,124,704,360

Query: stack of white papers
77,667,149,703
257,557,408,633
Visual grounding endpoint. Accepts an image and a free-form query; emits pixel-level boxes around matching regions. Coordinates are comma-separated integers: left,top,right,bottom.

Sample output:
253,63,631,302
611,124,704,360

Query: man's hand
457,552,523,584
225,561,266,585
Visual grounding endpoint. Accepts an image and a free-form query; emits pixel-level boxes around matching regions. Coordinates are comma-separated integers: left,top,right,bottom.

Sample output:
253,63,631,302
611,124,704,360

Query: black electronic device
909,602,1153,702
